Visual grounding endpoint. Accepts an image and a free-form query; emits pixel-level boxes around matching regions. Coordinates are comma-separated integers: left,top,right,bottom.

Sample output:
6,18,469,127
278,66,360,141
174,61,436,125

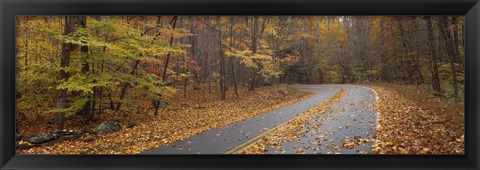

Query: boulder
16,143,35,150
51,129,73,136
26,134,55,144
159,101,169,108
93,121,121,135
180,103,189,108
18,130,85,150
51,129,83,140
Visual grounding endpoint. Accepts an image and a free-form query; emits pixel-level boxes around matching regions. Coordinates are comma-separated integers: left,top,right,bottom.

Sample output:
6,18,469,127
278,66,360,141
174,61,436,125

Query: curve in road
262,85,378,154
142,85,377,154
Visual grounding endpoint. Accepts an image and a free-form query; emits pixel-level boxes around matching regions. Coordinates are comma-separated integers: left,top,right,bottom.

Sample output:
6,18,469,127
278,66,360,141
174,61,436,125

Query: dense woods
15,16,464,154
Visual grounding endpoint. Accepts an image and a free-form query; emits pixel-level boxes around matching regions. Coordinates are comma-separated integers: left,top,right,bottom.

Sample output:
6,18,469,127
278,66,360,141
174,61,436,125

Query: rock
51,129,72,136
16,134,23,141
51,129,83,140
180,103,189,108
83,137,97,142
17,143,35,150
126,121,137,128
63,134,82,141
93,121,121,135
26,134,55,144
17,112,28,121
18,130,85,150
159,101,169,108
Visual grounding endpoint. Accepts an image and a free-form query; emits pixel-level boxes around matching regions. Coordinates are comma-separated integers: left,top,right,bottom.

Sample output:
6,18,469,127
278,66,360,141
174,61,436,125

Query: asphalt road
264,85,378,154
142,85,377,154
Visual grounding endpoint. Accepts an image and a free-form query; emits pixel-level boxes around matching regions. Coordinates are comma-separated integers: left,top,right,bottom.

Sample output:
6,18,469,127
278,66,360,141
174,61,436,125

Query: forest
15,16,464,154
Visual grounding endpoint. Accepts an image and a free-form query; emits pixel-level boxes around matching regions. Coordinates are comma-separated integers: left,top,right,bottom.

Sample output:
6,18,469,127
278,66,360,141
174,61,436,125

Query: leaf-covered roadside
240,89,346,154
17,85,314,154
365,84,464,154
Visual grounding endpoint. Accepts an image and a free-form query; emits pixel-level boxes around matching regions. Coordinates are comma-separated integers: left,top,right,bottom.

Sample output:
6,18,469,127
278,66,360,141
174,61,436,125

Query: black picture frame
1,0,479,169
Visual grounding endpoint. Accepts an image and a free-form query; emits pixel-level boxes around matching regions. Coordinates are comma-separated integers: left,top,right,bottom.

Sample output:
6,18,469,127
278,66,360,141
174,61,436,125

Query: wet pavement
142,85,377,154
264,85,377,154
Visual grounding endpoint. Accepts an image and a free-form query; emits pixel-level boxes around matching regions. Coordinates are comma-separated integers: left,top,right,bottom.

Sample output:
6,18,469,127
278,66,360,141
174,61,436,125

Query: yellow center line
224,111,303,154
224,86,339,154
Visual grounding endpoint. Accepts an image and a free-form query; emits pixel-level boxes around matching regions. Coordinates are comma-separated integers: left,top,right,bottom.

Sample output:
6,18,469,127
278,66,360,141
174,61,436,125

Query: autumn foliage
15,16,464,154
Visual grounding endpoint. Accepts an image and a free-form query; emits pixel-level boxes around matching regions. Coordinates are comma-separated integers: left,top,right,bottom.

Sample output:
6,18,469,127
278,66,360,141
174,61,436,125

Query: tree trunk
229,17,239,98
116,60,140,112
24,17,29,71
451,16,462,64
204,17,212,94
55,16,76,130
154,16,178,115
315,16,322,53
426,16,442,92
161,16,178,83
218,16,226,100
77,16,93,122
438,16,459,97
379,20,389,82
248,16,259,91
395,17,423,84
